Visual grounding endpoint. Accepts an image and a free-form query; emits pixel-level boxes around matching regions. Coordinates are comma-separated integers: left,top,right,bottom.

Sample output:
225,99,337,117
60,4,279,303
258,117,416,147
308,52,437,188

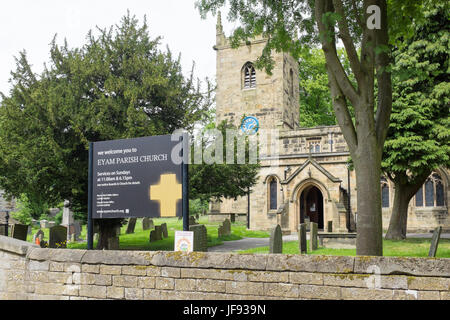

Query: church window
269,178,278,210
415,172,445,207
381,177,389,208
415,187,423,207
307,139,321,153
425,179,434,207
242,62,256,89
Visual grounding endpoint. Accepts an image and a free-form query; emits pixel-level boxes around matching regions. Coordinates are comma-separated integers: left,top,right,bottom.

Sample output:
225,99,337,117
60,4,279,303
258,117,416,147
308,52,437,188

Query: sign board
91,135,182,219
174,231,194,253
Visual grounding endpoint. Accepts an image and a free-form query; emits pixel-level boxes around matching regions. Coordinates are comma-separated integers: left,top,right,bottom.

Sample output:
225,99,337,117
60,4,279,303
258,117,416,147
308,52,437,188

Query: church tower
214,12,300,130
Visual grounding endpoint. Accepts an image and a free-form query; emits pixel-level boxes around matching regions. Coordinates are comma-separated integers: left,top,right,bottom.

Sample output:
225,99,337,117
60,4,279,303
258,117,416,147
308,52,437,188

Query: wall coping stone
0,235,38,256
1,236,449,277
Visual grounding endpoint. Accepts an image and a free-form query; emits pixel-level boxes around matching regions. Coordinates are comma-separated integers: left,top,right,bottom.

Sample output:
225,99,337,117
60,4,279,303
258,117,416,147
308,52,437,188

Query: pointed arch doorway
299,185,324,230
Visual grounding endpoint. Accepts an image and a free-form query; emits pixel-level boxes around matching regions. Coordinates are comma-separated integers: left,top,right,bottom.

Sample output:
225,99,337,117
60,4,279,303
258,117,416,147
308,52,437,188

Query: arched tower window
242,62,256,89
269,177,278,210
381,177,390,208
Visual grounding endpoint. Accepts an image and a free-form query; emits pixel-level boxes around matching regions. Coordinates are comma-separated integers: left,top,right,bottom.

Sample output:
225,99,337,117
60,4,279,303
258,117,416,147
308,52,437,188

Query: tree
197,0,425,255
189,121,260,202
299,48,336,127
383,2,450,240
299,47,355,127
0,13,212,249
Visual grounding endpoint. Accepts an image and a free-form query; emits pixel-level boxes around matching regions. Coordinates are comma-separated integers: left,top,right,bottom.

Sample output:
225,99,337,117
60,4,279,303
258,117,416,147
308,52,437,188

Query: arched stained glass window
269,178,277,210
425,179,435,207
243,62,256,89
415,187,423,207
381,177,389,208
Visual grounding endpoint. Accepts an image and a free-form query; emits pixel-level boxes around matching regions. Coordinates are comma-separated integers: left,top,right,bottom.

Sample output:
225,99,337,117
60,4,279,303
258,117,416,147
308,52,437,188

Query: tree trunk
353,137,384,256
385,173,429,240
384,185,410,240
96,219,121,250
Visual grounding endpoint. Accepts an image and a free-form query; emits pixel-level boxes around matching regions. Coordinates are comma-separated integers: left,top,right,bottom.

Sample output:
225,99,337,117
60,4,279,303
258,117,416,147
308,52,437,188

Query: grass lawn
26,216,269,251
238,238,450,258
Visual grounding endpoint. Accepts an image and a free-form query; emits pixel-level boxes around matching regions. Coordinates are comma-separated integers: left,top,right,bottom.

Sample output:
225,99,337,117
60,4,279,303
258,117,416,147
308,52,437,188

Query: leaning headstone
428,226,442,257
269,224,283,254
298,223,307,254
49,225,67,248
142,218,153,231
149,230,157,242
327,221,333,233
218,218,232,237
310,222,318,251
154,225,163,240
189,216,197,226
126,218,137,234
189,224,208,252
161,223,168,238
11,224,28,241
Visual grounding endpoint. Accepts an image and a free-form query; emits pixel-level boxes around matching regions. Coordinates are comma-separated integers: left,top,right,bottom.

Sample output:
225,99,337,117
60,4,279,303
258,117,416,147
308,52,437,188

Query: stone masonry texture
0,235,449,300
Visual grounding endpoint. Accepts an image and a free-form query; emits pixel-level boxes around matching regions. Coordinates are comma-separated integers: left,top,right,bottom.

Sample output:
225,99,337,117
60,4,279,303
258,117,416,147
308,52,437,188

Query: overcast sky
0,0,237,96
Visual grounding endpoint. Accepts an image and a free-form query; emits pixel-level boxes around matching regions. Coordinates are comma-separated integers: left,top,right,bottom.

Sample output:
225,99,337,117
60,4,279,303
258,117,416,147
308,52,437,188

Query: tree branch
327,70,358,153
332,0,364,87
374,0,392,148
315,0,360,107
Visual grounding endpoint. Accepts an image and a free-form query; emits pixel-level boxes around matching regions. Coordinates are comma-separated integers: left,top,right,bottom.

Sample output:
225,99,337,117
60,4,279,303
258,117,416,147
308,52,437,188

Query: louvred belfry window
243,62,256,89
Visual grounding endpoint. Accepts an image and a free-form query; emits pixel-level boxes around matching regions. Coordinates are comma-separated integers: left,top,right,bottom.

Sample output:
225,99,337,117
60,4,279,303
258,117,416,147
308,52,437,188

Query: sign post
87,134,187,250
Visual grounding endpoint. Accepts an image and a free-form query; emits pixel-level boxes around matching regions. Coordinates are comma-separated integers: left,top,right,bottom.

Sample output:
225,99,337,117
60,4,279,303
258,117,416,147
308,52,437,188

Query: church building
210,14,449,234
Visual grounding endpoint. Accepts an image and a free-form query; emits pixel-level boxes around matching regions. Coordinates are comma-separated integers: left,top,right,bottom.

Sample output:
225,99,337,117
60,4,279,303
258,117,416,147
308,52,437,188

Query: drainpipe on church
247,187,250,229
346,165,352,232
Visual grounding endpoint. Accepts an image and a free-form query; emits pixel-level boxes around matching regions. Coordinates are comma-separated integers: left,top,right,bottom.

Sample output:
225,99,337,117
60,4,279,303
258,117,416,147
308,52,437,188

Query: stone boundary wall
0,235,449,300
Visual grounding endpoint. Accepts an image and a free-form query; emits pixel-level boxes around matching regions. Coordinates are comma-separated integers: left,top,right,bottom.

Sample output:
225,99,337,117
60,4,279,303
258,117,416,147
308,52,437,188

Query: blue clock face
241,116,260,135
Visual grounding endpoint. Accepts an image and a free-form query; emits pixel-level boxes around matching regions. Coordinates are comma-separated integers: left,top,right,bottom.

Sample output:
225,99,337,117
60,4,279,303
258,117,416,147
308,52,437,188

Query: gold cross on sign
150,174,182,217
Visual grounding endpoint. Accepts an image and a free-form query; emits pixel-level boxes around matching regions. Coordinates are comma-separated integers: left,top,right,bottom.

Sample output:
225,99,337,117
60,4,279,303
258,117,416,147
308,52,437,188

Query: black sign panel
92,135,182,219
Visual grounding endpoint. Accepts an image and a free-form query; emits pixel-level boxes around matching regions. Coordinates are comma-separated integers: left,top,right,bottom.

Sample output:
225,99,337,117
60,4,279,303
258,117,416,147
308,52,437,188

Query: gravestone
0,224,7,236
62,200,74,225
189,224,208,252
149,226,163,243
269,224,283,254
310,222,318,251
48,221,56,228
304,217,311,231
142,218,154,231
189,216,197,226
126,218,137,234
11,224,28,241
33,229,45,245
161,223,168,238
298,223,307,254
327,221,333,233
49,225,67,248
218,218,231,237
428,226,442,258
40,220,49,229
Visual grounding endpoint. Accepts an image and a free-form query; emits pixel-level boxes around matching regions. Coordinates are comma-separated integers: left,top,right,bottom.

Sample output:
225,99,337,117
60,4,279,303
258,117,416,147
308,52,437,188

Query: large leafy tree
197,0,425,255
0,13,212,248
383,1,450,240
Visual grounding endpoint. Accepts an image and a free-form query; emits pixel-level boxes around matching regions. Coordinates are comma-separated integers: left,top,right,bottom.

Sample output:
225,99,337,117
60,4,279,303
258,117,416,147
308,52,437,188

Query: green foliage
382,1,450,182
12,194,50,224
0,12,213,222
189,121,260,201
189,199,209,216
